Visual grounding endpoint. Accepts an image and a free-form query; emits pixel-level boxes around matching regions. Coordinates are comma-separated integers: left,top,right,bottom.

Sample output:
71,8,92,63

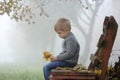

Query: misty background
0,0,120,74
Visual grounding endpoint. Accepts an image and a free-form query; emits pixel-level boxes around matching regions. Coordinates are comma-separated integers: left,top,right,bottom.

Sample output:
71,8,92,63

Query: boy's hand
51,55,58,62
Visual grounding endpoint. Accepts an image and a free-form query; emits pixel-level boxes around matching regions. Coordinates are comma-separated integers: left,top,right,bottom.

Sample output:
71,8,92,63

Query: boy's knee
43,64,49,71
43,65,47,70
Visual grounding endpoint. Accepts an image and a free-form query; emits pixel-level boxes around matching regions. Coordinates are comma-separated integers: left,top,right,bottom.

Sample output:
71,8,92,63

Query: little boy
43,18,80,80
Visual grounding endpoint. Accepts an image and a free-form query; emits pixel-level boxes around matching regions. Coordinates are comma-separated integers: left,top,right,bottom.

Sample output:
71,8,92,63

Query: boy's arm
51,55,58,62
57,39,78,60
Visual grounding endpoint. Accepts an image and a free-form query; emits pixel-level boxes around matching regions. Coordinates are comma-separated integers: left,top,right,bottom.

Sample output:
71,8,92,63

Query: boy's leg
43,61,75,80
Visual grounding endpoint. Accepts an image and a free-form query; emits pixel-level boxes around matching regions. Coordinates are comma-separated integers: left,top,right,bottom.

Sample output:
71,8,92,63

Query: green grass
0,66,44,80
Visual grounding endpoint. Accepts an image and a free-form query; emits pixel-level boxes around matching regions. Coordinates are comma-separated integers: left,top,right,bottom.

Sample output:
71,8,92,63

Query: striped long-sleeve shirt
57,32,80,65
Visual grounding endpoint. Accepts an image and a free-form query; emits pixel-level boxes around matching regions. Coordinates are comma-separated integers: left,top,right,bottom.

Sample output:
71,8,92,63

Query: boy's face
56,30,69,39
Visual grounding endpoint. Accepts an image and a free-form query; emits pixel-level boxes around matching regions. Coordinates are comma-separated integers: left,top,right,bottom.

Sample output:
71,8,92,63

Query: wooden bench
50,70,96,80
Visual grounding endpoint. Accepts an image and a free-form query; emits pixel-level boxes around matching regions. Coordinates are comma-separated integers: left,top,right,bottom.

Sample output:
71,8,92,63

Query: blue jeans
43,61,76,80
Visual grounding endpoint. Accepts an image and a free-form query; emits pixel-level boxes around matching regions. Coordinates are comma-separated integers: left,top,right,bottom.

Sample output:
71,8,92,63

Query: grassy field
0,65,44,80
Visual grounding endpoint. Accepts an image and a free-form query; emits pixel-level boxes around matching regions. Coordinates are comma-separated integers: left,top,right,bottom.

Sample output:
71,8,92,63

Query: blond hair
54,18,71,31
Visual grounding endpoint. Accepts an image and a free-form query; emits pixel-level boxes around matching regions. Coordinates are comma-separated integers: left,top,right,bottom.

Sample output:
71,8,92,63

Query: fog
0,0,120,69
